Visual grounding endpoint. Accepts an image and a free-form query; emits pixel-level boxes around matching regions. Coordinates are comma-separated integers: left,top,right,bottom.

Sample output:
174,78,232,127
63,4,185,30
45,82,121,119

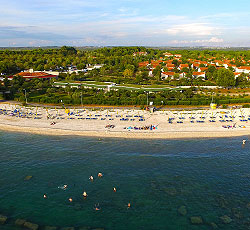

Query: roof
179,64,189,68
193,72,205,75
199,67,208,71
13,71,57,79
238,66,250,70
166,64,175,68
162,72,175,75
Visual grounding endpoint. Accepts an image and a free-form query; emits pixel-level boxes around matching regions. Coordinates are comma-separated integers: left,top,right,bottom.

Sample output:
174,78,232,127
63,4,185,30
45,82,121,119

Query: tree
206,65,217,81
60,46,77,56
236,73,248,87
123,69,133,78
181,67,189,73
135,73,143,84
173,73,180,80
152,65,161,76
172,59,179,66
216,68,236,88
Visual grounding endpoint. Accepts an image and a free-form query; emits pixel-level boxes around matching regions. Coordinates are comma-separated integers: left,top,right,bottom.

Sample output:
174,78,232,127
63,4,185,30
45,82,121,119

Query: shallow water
0,131,250,230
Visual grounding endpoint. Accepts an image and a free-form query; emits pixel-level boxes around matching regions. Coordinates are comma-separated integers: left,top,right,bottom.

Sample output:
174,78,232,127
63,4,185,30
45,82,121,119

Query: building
161,72,184,80
236,66,250,74
8,69,58,80
163,52,173,57
192,72,206,79
179,64,189,71
133,52,147,56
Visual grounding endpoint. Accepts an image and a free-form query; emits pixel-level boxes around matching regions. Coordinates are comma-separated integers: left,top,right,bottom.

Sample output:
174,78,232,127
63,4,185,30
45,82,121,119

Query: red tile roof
14,72,57,79
162,72,175,75
199,67,208,72
193,72,205,75
238,66,250,70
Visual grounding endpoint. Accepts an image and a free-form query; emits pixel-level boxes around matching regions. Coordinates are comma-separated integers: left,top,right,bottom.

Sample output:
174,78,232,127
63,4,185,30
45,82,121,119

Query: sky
0,0,250,47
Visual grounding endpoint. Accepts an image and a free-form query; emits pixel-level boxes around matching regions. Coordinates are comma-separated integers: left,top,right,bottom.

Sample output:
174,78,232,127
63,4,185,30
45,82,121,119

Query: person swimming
127,203,131,208
98,173,103,178
83,191,87,198
94,203,101,211
243,140,246,145
57,184,68,190
63,185,68,190
113,187,117,192
69,197,73,202
89,176,94,181
43,194,47,199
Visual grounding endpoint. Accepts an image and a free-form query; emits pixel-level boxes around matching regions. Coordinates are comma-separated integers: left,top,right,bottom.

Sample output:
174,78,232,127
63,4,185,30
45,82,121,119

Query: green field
53,81,180,92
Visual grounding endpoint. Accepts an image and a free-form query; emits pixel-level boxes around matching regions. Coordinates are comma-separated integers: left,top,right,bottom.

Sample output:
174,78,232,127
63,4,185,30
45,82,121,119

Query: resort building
236,66,250,74
192,72,206,79
7,69,58,80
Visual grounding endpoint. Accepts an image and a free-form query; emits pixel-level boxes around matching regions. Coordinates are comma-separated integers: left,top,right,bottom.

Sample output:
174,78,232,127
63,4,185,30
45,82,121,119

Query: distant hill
0,45,250,51
0,46,59,51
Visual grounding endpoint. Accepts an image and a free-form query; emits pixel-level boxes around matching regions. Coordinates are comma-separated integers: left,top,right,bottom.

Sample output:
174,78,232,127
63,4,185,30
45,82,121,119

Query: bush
222,104,228,109
242,104,250,108
190,101,199,105
166,100,178,105
219,99,230,104
179,101,191,105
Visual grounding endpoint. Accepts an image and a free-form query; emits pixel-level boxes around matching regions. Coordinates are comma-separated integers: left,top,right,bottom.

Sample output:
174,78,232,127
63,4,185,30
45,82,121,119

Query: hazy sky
1,0,250,47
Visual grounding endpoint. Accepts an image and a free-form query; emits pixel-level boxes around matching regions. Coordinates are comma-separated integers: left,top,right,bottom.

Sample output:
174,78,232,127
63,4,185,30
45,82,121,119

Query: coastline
0,123,249,139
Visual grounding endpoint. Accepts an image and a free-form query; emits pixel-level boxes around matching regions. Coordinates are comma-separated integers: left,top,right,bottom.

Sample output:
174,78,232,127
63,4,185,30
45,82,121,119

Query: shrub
242,104,250,108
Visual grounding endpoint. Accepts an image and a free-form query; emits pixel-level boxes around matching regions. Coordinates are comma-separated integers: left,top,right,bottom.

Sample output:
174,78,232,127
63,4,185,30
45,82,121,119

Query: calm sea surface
0,131,250,230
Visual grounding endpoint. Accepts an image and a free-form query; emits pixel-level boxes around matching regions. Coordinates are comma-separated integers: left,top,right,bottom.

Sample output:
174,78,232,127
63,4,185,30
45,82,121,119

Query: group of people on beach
43,172,131,210
125,125,158,130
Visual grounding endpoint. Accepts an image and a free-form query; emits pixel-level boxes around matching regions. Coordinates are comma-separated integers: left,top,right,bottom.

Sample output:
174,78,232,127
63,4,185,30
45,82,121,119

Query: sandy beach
0,103,250,139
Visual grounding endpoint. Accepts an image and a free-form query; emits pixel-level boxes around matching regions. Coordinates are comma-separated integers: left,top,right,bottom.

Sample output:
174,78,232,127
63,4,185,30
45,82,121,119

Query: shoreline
0,123,249,139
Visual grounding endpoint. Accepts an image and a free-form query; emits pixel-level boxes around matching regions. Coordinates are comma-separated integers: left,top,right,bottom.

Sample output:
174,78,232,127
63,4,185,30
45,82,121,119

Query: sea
0,131,250,230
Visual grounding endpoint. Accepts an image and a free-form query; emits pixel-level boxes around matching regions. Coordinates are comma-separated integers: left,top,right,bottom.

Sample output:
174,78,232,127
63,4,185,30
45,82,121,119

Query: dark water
0,132,250,230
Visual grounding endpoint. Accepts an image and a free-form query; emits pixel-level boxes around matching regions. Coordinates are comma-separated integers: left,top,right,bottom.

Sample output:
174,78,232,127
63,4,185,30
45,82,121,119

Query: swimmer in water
69,198,73,202
63,185,68,190
98,173,103,178
83,191,87,198
94,203,101,211
113,187,117,192
89,176,94,181
243,140,246,145
43,194,47,199
127,203,131,208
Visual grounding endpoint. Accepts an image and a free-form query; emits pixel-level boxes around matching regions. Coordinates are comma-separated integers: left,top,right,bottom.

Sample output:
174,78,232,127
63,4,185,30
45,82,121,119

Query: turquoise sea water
0,132,250,230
